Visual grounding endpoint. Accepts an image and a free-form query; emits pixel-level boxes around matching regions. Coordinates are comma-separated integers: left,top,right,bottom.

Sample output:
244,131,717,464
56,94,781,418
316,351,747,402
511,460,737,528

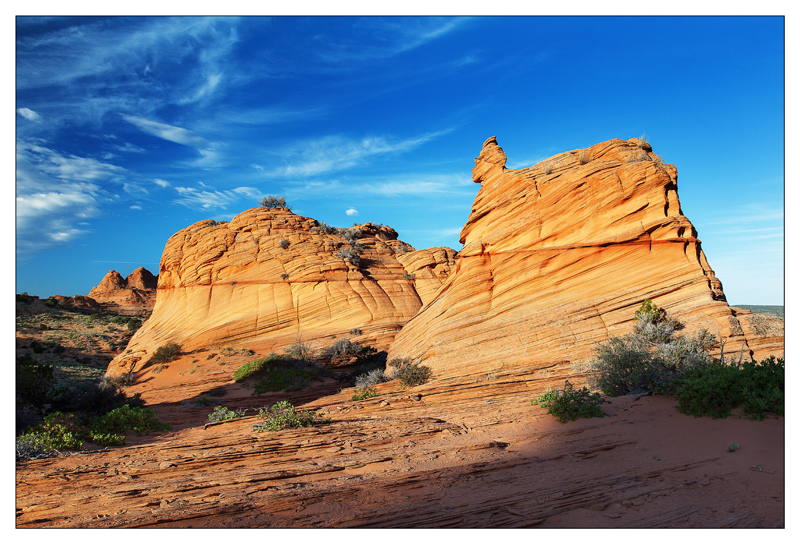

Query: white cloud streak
172,185,260,210
17,107,40,121
265,130,452,178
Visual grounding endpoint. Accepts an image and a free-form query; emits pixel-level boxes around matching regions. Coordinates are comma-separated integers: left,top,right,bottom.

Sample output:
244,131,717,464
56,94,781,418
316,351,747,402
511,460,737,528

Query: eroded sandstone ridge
107,208,455,379
88,267,158,315
388,137,783,379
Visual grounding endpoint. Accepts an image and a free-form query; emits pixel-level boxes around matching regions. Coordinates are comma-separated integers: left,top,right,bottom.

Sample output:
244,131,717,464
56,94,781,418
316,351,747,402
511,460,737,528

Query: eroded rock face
88,267,158,315
107,208,455,379
388,137,783,379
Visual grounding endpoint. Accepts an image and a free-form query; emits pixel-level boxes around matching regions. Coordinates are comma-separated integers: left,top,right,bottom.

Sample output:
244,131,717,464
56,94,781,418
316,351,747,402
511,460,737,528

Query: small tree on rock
260,196,287,208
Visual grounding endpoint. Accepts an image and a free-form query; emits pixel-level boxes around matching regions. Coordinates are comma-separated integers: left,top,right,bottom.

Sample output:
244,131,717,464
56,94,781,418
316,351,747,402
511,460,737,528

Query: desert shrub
253,368,318,394
280,273,289,280
336,247,362,267
50,378,143,416
278,238,290,249
207,405,245,423
88,405,171,444
16,432,57,460
233,354,329,395
232,356,277,382
38,323,48,331
534,381,604,423
252,401,330,432
354,368,390,388
675,356,784,420
578,149,591,164
45,298,59,307
283,338,316,362
102,373,137,389
342,228,362,244
260,195,287,208
542,161,553,175
30,340,45,354
637,132,649,148
349,328,363,336
352,386,378,401
19,412,86,453
150,342,181,365
589,300,714,396
314,221,339,235
403,272,415,280
323,338,362,362
16,355,56,407
388,358,433,388
126,318,143,332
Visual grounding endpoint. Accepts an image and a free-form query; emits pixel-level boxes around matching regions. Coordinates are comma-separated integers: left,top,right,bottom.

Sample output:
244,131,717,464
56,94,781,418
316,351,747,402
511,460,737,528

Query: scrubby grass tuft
534,381,604,423
252,401,330,432
388,357,433,387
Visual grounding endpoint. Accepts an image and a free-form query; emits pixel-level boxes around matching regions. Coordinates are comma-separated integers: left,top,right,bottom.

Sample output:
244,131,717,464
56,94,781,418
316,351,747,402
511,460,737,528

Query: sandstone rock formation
107,209,455,380
388,137,783,380
88,267,158,315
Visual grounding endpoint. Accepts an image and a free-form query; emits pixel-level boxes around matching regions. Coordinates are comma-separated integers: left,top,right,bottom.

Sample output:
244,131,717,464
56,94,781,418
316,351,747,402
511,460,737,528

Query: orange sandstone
106,208,454,380
387,137,783,379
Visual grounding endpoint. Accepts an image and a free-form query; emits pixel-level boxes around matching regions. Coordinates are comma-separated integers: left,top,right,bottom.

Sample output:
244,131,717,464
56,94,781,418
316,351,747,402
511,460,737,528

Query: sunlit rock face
88,267,158,314
387,137,783,380
106,207,455,377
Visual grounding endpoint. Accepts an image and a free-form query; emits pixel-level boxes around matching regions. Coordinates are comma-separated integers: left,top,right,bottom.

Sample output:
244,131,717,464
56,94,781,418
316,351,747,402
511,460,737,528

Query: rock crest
107,208,455,380
88,267,158,314
388,137,783,378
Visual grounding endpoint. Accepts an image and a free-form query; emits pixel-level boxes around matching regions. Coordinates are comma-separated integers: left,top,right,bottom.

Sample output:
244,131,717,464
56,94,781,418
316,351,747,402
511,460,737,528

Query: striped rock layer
387,137,783,379
106,208,455,377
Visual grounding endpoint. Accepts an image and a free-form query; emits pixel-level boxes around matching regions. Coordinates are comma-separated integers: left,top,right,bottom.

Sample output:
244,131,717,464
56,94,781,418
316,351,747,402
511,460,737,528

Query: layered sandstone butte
88,267,158,314
388,137,783,380
107,208,455,377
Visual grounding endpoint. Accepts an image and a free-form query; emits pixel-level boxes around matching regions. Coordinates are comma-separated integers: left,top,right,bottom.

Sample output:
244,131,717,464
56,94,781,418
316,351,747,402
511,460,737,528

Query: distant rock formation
387,137,783,380
106,208,456,376
88,267,158,315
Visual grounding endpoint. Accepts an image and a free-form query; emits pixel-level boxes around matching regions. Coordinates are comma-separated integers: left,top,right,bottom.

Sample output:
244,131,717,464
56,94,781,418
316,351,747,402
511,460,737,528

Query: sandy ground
15,363,785,529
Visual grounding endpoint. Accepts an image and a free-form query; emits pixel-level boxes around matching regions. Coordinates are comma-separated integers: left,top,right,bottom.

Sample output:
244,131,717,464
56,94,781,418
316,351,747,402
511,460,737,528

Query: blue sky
14,16,785,305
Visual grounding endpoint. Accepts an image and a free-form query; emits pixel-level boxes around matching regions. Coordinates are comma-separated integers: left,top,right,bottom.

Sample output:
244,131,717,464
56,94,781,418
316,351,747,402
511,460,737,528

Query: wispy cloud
15,141,113,254
17,107,40,122
153,178,171,188
346,208,358,216
123,115,220,166
264,130,452,178
316,18,468,63
357,173,475,198
172,184,260,210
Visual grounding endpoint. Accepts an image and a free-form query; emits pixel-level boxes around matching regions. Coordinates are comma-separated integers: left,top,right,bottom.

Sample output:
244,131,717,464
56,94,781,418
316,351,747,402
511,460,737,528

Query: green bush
88,404,171,443
388,357,433,388
29,412,86,451
323,338,362,362
150,342,181,365
207,405,245,423
589,300,714,396
260,195,287,208
16,355,56,407
675,356,784,419
253,368,318,394
233,354,328,394
534,381,604,423
127,318,143,332
352,386,379,401
252,401,330,432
